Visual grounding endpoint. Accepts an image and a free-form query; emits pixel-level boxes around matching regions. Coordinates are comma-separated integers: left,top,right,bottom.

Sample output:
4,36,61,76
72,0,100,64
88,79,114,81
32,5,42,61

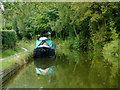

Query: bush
102,39,118,56
22,37,29,43
72,37,80,50
2,25,12,30
2,30,17,49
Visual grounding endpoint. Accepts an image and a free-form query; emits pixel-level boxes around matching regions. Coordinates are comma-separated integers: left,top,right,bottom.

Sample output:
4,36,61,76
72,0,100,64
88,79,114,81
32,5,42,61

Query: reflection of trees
51,50,92,88
5,49,118,88
103,54,118,88
89,53,118,88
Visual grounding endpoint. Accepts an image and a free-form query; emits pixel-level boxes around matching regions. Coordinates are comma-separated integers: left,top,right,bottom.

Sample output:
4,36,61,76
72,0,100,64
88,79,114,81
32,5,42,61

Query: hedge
1,30,17,49
2,25,12,30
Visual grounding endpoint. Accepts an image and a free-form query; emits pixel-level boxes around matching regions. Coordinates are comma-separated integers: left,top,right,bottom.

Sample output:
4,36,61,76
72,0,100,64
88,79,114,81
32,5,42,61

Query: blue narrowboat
34,37,55,58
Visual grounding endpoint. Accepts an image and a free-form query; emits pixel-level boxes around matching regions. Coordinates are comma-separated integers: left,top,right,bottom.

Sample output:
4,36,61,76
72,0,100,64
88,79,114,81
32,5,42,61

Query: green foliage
72,38,80,50
2,30,17,49
109,20,118,40
3,2,119,50
2,25,12,30
103,40,118,56
22,37,29,43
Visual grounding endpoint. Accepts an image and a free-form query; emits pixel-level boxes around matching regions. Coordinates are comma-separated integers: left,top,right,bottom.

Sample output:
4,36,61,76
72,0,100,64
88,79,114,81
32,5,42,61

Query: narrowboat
34,37,55,58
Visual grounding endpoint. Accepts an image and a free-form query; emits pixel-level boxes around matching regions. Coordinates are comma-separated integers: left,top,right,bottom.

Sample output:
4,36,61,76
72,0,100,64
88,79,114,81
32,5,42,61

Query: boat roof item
39,37,47,40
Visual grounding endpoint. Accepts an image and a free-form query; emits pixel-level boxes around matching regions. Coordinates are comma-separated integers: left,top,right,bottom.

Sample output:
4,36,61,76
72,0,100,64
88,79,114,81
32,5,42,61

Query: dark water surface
4,49,118,88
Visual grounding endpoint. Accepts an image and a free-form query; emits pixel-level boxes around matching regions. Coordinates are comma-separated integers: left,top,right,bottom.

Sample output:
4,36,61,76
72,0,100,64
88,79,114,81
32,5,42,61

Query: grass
16,40,36,51
0,40,36,71
0,39,36,59
0,51,33,72
0,46,24,59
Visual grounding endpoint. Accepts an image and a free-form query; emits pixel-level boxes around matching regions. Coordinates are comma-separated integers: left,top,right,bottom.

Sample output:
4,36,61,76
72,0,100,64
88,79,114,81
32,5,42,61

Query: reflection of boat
34,37,55,58
35,66,54,75
33,57,55,75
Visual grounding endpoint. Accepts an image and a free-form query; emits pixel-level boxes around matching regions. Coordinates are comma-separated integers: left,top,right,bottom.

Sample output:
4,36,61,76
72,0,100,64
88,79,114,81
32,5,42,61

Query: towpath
0,47,28,62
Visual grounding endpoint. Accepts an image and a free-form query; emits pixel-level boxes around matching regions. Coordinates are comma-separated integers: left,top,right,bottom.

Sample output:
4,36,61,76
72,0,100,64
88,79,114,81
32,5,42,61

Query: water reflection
33,57,55,75
3,49,118,88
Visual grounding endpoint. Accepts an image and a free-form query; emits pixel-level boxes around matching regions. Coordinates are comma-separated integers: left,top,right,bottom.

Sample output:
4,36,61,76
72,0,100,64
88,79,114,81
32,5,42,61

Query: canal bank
0,40,35,71
0,50,33,89
0,41,35,89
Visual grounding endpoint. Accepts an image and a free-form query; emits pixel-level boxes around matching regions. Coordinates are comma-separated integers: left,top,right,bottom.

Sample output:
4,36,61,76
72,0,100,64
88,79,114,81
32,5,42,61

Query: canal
3,49,118,88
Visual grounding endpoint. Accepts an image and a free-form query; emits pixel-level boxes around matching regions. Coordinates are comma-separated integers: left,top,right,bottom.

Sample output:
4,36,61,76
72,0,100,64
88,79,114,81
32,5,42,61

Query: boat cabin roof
35,37,54,49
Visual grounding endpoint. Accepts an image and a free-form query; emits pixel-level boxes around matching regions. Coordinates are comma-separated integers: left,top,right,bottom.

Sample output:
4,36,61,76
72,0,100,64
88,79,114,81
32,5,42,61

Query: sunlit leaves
3,2,119,51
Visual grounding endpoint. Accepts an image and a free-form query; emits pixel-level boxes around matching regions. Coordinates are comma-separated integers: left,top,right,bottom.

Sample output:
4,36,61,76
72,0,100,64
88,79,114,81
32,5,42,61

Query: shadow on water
3,49,118,88
33,57,55,75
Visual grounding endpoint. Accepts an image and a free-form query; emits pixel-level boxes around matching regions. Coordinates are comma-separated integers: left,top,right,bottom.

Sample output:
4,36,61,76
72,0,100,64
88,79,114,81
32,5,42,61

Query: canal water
3,49,118,88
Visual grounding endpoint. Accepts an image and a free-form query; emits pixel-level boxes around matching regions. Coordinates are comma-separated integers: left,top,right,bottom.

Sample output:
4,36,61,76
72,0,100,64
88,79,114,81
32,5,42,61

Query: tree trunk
73,25,79,39
4,18,6,29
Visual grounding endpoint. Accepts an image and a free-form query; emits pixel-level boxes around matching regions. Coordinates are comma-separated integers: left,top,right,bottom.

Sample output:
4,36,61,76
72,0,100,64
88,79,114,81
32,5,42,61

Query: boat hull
34,47,55,58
